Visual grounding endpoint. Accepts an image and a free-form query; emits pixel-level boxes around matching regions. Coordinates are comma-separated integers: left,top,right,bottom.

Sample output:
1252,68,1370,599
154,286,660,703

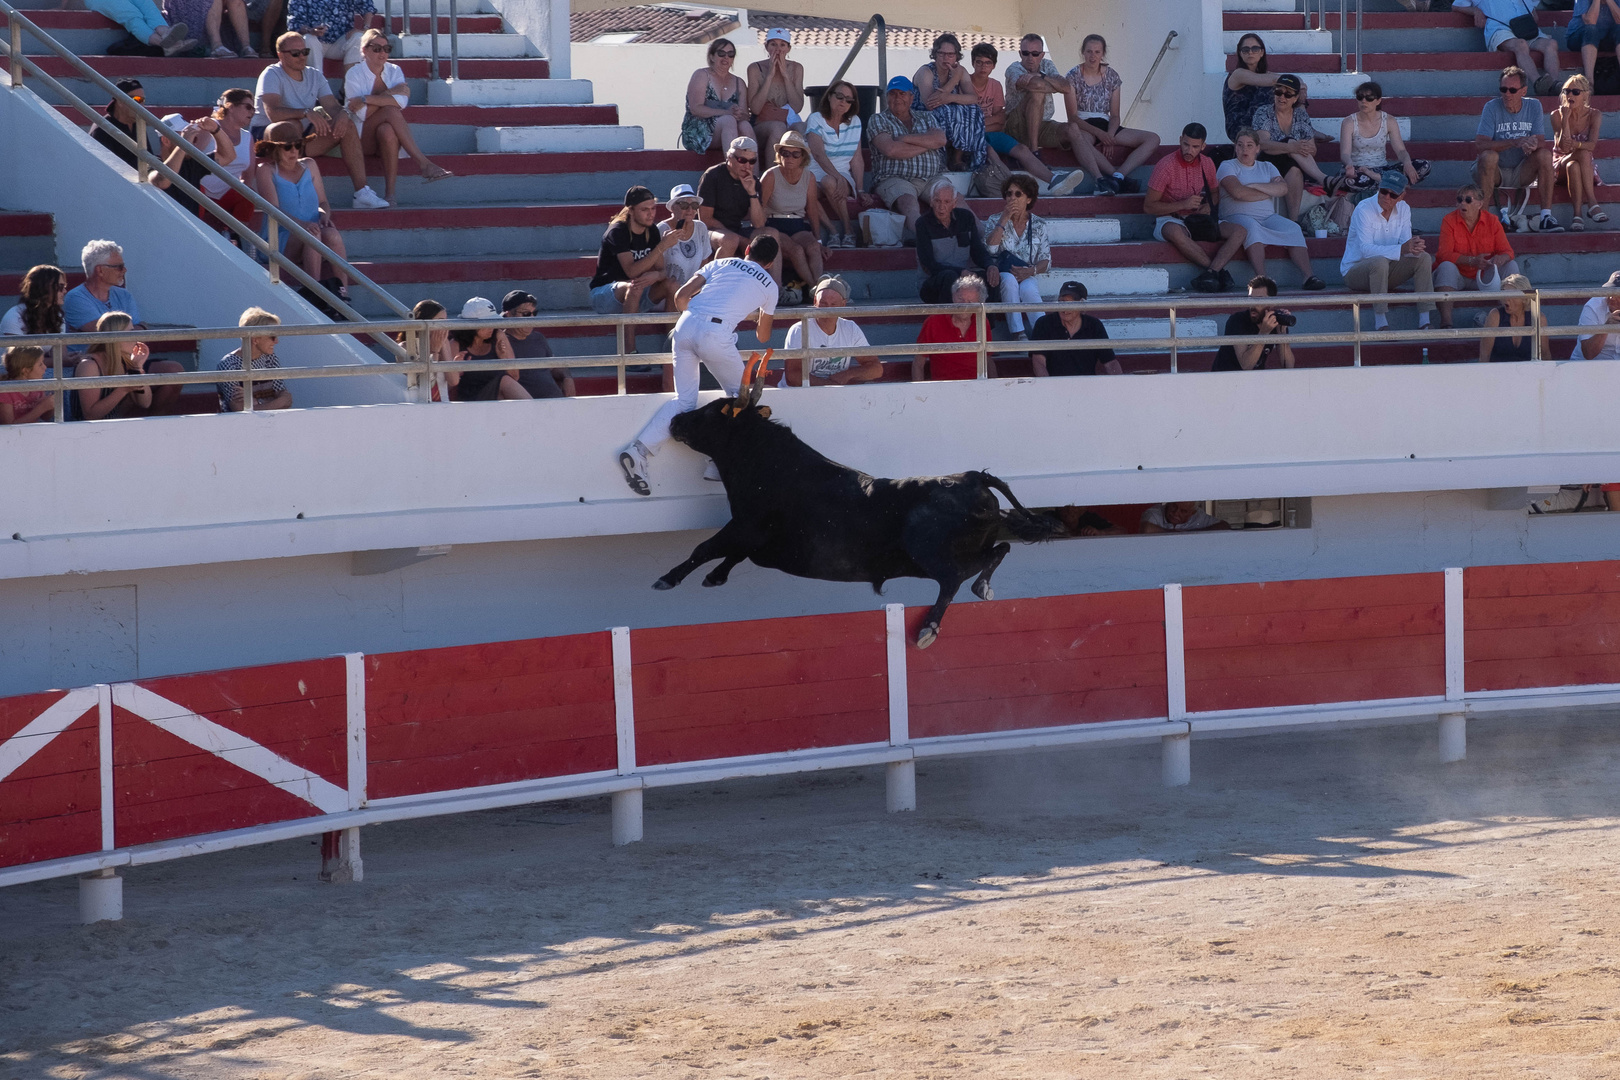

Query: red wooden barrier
906,591,1169,738
1465,561,1620,692
113,660,347,846
0,689,100,868
365,634,616,799
1183,574,1446,713
632,612,887,765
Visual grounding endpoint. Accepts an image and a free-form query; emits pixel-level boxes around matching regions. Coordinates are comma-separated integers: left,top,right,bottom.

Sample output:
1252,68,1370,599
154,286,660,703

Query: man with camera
1143,122,1249,294
1213,275,1296,371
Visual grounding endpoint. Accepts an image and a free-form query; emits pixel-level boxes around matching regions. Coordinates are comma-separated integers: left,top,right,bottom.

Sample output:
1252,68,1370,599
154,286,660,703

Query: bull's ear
754,406,772,420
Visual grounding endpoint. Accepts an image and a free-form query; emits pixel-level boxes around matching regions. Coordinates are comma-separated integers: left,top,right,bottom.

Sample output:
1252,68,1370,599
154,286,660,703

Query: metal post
1355,0,1364,75
134,116,148,182
267,219,279,284
1531,290,1543,361
975,303,987,379
51,341,64,423
399,0,410,56
877,20,887,103
1168,303,1178,373
8,21,21,89
447,0,457,82
241,335,254,412
798,313,811,386
1340,0,1348,73
428,0,439,82
383,0,392,36
413,325,431,401
1352,302,1362,366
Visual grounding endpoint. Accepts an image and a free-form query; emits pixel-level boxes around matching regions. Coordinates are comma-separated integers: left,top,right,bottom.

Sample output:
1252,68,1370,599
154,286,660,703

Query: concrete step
428,77,595,105
1310,113,1411,141
1222,29,1335,54
397,32,533,59
476,123,644,153
0,213,56,273
1047,218,1120,244
1224,0,1300,11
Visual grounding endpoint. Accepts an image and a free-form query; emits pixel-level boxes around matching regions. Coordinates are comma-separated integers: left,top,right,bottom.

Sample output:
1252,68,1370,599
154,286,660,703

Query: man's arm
673,271,707,309
829,354,884,384
1142,184,1202,218
755,310,773,344
1029,350,1049,377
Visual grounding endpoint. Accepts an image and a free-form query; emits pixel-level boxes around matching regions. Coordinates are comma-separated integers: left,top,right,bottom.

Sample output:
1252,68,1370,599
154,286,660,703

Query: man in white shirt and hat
618,233,781,495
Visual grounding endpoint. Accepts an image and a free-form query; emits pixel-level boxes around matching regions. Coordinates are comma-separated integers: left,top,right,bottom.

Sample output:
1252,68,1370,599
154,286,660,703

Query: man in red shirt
912,274,993,381
1143,122,1248,293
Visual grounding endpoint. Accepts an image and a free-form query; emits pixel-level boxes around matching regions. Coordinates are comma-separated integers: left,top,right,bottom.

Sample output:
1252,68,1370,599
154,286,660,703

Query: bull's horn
745,349,773,407
723,351,766,417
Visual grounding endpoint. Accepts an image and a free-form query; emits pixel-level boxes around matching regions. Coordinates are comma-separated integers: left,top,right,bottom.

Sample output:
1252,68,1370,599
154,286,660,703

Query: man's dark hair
971,42,997,64
501,289,537,313
1181,122,1207,141
745,233,780,266
1248,275,1279,297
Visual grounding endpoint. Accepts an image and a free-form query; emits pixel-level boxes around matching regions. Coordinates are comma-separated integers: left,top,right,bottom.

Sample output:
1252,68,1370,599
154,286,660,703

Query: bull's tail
974,471,1067,543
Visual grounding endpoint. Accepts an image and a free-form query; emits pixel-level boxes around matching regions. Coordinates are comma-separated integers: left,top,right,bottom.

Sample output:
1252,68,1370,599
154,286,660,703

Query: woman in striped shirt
805,80,864,248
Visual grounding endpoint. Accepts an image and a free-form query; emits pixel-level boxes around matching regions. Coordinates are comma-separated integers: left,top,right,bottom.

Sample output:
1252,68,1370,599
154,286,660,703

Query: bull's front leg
653,520,759,591
916,578,965,650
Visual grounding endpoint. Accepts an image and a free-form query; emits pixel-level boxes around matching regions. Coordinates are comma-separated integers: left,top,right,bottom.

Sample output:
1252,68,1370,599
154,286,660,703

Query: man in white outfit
618,233,780,495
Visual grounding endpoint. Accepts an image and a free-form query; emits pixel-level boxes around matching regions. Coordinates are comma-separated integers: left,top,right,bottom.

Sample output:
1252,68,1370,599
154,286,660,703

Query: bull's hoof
652,578,675,591
972,579,994,601
916,624,938,649
701,575,726,588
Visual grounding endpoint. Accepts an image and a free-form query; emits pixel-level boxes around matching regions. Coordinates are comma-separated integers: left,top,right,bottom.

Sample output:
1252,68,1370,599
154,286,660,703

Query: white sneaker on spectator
1046,169,1086,197
618,442,651,496
162,34,198,56
351,186,390,210
159,22,188,48
703,459,722,482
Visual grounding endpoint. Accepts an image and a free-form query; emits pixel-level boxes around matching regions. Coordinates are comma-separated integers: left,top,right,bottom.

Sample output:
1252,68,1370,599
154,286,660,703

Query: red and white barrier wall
6,560,1620,920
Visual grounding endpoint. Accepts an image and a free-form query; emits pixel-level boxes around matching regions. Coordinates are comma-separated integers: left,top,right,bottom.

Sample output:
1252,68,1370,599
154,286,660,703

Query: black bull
654,395,1065,648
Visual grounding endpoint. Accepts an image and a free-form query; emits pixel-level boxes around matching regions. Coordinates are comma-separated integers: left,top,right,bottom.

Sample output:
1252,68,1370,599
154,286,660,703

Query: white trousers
998,273,1045,333
634,312,747,454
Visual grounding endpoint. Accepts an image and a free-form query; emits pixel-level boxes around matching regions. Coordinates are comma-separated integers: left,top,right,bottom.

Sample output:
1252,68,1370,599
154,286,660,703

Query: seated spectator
967,43,1083,196
151,112,220,216
1063,35,1162,195
1144,123,1247,294
1338,81,1429,194
188,0,255,58
698,137,768,260
760,130,825,289
590,186,680,323
344,29,453,205
77,311,182,418
1576,270,1620,359
90,79,146,170
659,184,715,299
256,32,386,210
1141,502,1230,533
64,241,141,333
1476,66,1563,232
805,80,864,248
245,0,285,55
983,172,1050,339
1435,182,1519,328
254,121,350,301
1454,0,1563,96
1250,74,1324,219
916,179,996,304
0,346,55,424
1566,0,1620,88
1479,273,1551,362
83,0,195,55
869,76,949,234
912,33,988,172
745,28,805,161
1003,34,1085,160
198,89,259,234
215,307,292,411
680,38,753,155
1218,130,1325,290
1551,75,1606,231
1341,171,1435,330
1214,275,1296,371
289,0,376,71
1225,34,1303,144
448,296,529,400
1029,280,1115,377
784,275,883,387
2,264,67,338
1055,505,1125,536
502,289,574,398
913,274,993,381
392,298,459,401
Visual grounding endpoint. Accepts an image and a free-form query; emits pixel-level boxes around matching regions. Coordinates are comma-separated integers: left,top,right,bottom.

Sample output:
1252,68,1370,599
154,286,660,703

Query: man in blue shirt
1473,66,1562,233
63,239,143,332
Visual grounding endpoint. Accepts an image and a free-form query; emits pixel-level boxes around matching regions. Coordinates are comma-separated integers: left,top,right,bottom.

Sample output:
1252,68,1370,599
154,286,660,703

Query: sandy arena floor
4,710,1620,1079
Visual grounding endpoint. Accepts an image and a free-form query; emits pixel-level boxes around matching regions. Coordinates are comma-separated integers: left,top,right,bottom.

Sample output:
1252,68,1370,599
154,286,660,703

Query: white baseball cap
460,297,498,319
764,27,791,43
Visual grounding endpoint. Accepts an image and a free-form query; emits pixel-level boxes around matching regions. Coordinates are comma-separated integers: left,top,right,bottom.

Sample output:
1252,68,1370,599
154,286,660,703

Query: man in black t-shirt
1213,275,1296,371
589,185,687,316
502,289,573,398
1029,280,1116,377
698,136,768,259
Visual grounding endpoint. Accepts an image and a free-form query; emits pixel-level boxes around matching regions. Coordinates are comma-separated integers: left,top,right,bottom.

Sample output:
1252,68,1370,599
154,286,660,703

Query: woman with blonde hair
73,311,157,420
1551,74,1605,231
680,37,753,153
215,307,292,411
344,28,453,205
1478,273,1551,362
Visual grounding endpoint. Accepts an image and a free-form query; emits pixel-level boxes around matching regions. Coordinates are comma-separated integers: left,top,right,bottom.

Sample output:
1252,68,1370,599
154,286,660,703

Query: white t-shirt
1576,296,1620,360
804,112,861,184
200,127,253,198
0,303,56,336
254,63,335,126
659,218,713,285
345,61,408,124
784,316,869,383
1140,504,1223,532
686,257,779,328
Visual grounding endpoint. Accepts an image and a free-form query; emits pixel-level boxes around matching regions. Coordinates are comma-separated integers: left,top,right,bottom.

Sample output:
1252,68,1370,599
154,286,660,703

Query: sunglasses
732,154,757,164
1456,194,1477,204
1239,45,1264,53
1377,189,1400,199
777,148,804,157
1273,88,1297,97
128,91,144,103
280,47,310,56
937,51,959,59
1356,93,1380,101
1018,49,1042,56
714,49,735,57
366,43,391,53
1500,84,1524,94
1564,87,1587,95
104,263,126,271
831,91,854,101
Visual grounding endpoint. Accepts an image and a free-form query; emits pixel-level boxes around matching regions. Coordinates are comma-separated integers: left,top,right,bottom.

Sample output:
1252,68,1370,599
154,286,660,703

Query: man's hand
307,107,332,137
631,270,662,287
1521,134,1543,152
1258,310,1280,335
1404,235,1427,257
738,168,757,195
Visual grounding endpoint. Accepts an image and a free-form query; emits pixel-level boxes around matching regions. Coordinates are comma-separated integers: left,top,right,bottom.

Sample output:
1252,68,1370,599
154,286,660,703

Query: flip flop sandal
1571,217,1586,231
421,165,454,183
1588,204,1609,223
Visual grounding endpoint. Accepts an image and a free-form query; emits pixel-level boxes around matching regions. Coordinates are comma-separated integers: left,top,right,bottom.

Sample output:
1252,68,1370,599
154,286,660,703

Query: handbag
858,208,905,248
1508,9,1541,39
971,153,1012,198
1181,164,1222,243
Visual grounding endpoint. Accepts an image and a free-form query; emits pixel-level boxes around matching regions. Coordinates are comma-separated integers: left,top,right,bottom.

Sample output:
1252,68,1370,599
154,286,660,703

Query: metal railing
1,287,1606,422
1308,0,1364,75
1124,30,1177,129
385,0,458,81
1,0,414,361
827,14,887,107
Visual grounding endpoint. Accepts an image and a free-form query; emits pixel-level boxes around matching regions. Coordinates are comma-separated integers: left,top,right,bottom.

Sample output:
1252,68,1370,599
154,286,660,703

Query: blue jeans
85,0,168,40
590,281,656,314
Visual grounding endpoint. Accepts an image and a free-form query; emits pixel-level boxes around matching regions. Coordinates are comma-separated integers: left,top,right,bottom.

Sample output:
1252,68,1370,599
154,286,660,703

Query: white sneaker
1047,169,1086,197
618,443,650,496
351,186,390,210
702,459,722,482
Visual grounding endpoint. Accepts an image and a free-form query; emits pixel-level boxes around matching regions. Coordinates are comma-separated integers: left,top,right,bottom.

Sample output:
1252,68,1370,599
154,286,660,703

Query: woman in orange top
1434,181,1518,329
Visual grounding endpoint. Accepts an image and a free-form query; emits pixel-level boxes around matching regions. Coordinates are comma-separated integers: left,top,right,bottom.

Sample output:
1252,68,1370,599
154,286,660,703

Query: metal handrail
1309,0,1364,75
827,14,887,108
1123,30,1177,129
3,287,1605,420
0,0,414,351
386,0,457,81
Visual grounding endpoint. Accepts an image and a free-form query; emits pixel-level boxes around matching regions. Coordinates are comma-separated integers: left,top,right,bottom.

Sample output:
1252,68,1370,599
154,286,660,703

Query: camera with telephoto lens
1269,310,1297,328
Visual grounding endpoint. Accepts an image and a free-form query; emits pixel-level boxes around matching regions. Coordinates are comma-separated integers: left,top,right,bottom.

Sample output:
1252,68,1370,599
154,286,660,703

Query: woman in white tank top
758,129,824,292
1336,80,1428,194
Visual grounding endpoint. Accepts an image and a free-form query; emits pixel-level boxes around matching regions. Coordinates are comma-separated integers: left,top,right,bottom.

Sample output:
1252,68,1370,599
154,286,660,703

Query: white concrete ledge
1047,218,1122,245
1312,115,1412,141
427,77,594,105
476,123,644,152
1034,267,1169,296
1223,29,1335,54
398,32,531,58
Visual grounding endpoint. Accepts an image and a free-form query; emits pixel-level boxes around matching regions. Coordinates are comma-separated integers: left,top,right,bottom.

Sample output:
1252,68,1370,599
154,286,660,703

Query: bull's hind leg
654,521,759,591
971,542,1011,601
916,578,965,650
